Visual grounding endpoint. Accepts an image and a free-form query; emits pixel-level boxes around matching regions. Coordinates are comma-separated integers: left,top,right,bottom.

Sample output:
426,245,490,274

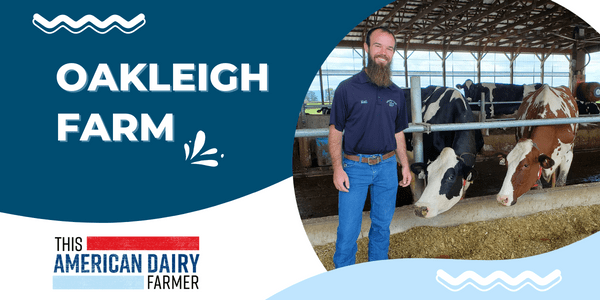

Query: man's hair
365,27,397,50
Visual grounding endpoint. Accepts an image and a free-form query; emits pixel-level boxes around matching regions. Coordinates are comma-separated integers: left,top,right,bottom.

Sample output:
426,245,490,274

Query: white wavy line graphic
436,269,562,292
32,13,145,34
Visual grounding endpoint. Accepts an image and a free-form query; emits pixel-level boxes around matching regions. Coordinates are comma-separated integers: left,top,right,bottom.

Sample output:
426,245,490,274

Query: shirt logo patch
361,100,368,104
386,100,397,107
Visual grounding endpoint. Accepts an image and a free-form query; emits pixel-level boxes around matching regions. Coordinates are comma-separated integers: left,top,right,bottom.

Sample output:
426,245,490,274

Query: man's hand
329,125,349,192
399,165,412,187
395,131,412,187
333,167,350,192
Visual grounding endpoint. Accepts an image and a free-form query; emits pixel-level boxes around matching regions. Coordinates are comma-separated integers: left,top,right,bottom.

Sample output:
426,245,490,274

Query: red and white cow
497,85,579,206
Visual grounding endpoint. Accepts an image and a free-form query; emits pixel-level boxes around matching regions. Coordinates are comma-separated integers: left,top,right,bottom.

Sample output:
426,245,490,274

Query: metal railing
295,82,599,137
294,114,600,138
300,103,332,114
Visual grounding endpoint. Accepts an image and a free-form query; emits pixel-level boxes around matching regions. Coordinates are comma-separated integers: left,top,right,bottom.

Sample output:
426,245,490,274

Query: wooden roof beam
469,4,561,44
412,0,484,37
393,0,447,35
425,0,515,43
374,0,409,28
336,39,572,54
498,20,572,47
452,0,553,42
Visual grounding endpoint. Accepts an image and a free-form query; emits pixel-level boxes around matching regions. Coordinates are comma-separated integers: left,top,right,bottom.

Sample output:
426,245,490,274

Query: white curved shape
201,148,218,156
191,131,206,160
32,13,145,34
33,13,145,29
191,160,218,167
184,143,190,161
436,280,562,292
436,269,562,292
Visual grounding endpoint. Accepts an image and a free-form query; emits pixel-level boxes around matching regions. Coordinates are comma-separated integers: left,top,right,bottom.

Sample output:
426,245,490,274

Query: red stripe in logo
87,236,199,250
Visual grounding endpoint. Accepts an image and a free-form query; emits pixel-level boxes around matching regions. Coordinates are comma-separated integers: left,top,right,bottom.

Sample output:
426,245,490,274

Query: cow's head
456,79,480,102
456,79,473,90
497,139,554,206
411,147,477,218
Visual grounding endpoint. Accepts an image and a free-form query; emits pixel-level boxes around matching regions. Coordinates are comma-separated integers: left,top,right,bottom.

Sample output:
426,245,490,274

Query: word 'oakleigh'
56,63,269,92
55,63,268,142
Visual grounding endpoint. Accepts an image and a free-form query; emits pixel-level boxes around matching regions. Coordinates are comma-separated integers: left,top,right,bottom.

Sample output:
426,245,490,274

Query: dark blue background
0,0,390,222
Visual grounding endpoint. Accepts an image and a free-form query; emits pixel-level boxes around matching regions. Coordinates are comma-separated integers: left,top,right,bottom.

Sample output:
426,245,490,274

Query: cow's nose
496,195,512,206
414,206,429,218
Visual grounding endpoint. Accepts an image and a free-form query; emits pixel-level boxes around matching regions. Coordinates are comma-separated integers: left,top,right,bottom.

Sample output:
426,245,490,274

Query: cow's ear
410,163,428,179
456,84,462,89
539,154,555,169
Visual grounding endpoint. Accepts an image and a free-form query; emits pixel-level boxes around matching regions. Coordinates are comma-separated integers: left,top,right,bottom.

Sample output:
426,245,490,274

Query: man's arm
395,131,412,187
329,125,349,192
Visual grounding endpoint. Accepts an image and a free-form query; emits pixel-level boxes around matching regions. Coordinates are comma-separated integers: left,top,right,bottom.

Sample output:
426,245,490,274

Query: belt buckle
367,156,380,165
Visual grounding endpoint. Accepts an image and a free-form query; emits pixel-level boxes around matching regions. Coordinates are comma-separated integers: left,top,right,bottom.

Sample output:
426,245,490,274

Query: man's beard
365,55,393,88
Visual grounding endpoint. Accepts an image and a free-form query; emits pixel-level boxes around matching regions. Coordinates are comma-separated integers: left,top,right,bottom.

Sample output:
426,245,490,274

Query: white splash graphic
185,130,222,167
32,13,146,34
436,269,562,292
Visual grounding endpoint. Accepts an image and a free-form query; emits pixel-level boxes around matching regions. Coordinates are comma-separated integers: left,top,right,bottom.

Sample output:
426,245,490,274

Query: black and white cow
403,86,485,218
317,107,331,114
576,99,600,114
456,79,542,118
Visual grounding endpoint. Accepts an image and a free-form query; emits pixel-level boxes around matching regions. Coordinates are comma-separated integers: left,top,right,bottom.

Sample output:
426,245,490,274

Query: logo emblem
184,130,224,167
32,13,146,34
361,100,368,104
386,100,397,107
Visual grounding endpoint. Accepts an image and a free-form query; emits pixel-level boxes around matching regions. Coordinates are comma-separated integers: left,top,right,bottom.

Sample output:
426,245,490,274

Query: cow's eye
524,164,529,168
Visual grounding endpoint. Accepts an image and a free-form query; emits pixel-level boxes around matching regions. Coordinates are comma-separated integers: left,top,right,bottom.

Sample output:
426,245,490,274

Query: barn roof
338,0,600,55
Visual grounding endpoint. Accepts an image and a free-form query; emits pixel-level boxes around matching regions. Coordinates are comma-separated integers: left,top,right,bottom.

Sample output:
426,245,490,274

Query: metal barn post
319,68,325,105
504,51,519,84
404,43,410,87
480,92,488,136
410,76,425,201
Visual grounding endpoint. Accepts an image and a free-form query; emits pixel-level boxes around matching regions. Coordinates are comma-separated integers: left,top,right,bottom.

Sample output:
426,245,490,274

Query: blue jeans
333,155,398,268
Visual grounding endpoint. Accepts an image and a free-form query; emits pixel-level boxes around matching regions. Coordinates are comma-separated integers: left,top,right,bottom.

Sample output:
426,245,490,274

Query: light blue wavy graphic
436,269,562,292
32,13,145,34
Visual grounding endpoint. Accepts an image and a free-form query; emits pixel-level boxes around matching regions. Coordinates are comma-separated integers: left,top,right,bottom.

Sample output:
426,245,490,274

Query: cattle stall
295,79,600,254
294,77,600,220
295,0,600,265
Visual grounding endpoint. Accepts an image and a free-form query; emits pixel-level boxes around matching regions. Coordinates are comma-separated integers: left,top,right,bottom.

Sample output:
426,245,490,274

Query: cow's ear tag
464,168,477,182
538,154,555,169
410,163,428,178
495,152,508,166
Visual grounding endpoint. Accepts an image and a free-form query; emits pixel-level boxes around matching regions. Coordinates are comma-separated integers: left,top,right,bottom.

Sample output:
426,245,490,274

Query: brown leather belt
343,151,396,165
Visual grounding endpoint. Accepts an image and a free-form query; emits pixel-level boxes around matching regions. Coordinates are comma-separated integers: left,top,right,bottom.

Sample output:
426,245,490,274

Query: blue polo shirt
329,69,409,155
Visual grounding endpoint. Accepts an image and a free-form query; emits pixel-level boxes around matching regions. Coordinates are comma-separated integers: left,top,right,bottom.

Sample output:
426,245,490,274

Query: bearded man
329,27,411,268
